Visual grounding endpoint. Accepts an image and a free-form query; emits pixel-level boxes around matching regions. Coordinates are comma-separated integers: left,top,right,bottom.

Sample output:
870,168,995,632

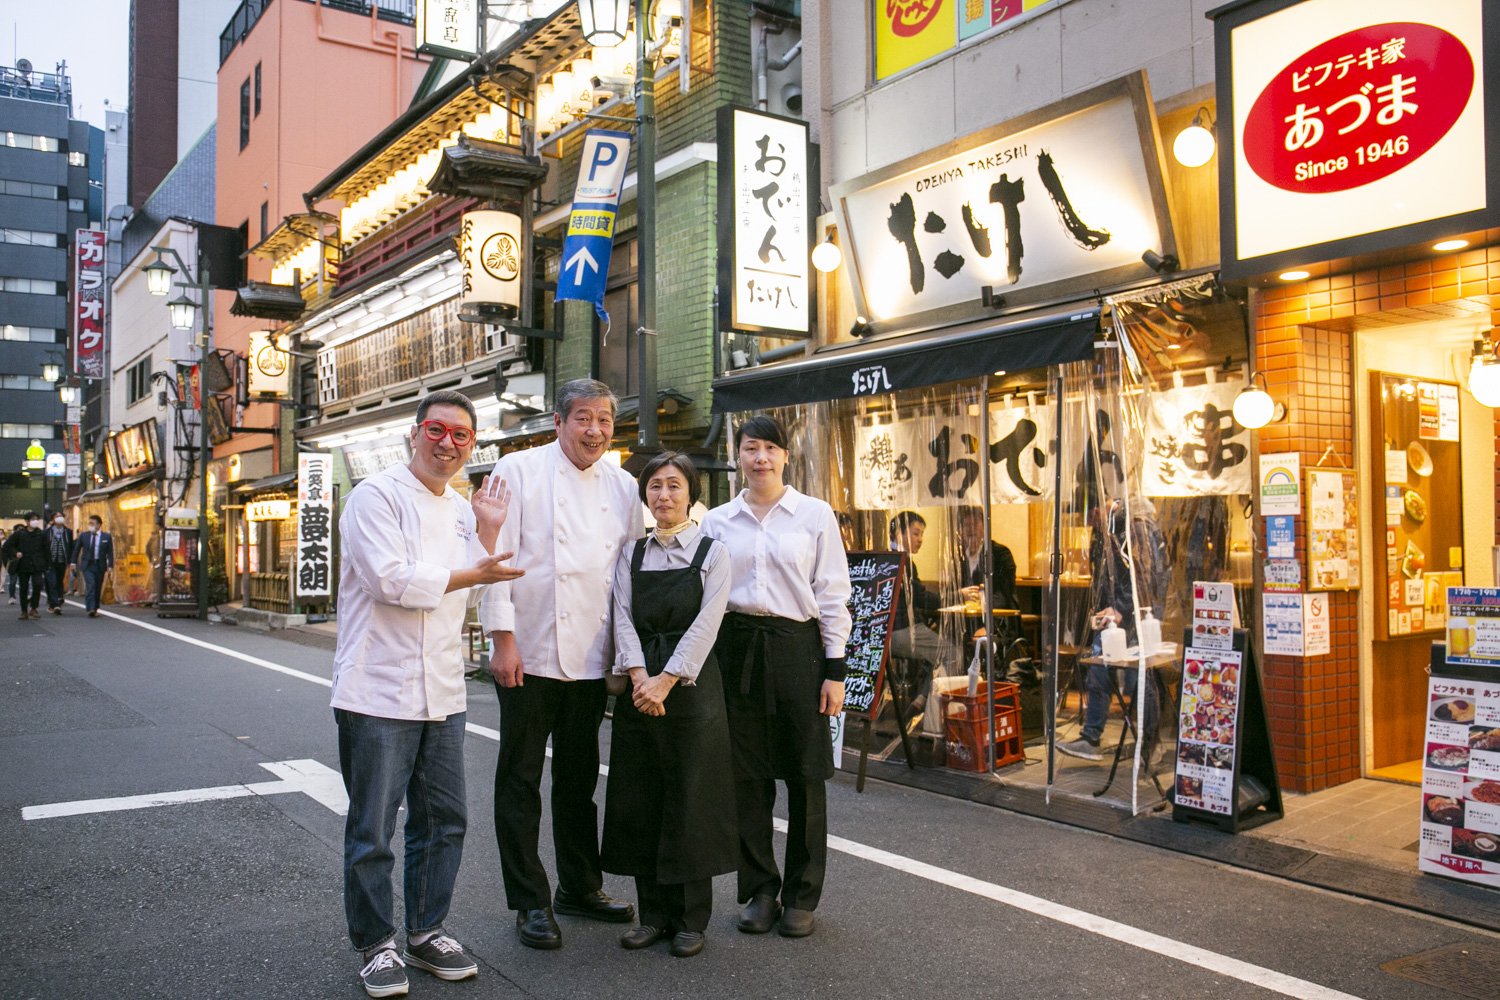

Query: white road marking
85,609,1361,1000
23,759,348,820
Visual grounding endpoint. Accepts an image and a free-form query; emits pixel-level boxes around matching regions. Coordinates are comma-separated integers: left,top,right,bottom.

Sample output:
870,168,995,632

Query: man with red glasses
332,389,523,998
483,378,644,950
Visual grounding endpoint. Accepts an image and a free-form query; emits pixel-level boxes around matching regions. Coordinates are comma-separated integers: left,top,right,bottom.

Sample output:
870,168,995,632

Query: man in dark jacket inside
2,513,50,619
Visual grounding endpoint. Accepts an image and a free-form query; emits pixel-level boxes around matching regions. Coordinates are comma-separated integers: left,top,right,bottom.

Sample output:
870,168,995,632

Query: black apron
715,612,833,782
601,536,738,884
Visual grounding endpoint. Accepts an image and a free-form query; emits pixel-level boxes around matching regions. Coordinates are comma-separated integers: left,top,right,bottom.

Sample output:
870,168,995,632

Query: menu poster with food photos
1420,673,1500,887
1305,467,1359,591
1173,649,1244,816
1445,588,1500,669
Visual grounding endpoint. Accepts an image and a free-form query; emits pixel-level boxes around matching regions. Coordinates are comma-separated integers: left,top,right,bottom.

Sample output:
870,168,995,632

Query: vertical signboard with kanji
296,454,333,601
718,106,812,337
73,228,106,378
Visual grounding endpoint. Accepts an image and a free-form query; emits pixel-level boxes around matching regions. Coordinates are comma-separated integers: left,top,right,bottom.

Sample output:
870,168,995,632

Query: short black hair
25,511,39,521
415,389,477,428
888,510,925,543
88,515,103,526
637,451,701,506
734,414,788,451
958,506,986,526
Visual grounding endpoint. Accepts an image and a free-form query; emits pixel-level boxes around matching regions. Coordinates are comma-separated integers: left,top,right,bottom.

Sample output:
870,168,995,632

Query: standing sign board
841,551,915,791
73,228,107,379
1420,607,1500,888
717,106,813,337
296,454,334,600
555,130,632,325
1215,0,1498,281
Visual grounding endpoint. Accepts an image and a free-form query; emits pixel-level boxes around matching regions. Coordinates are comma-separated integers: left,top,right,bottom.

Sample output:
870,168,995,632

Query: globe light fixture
1469,337,1500,407
1172,108,1216,168
1232,372,1282,429
168,293,199,331
144,254,176,296
811,235,842,273
579,0,630,47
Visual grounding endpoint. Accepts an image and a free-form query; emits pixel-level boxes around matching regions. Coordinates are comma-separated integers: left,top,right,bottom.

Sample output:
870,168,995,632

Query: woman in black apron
702,415,853,940
601,452,735,958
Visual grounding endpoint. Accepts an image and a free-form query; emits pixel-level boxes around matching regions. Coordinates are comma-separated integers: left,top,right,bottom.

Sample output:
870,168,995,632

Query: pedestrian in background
42,512,73,615
2,524,16,604
2,514,48,620
602,452,735,959
331,389,521,999
483,377,642,951
702,415,852,940
73,515,114,618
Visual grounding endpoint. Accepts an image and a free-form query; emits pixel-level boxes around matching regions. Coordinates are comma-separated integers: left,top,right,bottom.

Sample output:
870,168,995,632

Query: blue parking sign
556,129,632,324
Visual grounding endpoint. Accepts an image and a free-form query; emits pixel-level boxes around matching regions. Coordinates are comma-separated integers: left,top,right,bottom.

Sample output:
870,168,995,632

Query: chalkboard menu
843,551,905,718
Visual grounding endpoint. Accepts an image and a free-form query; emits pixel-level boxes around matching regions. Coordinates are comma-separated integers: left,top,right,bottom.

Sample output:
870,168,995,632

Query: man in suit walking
74,514,114,617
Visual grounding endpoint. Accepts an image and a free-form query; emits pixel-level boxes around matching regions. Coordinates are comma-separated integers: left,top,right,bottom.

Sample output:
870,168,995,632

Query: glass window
240,78,251,150
127,357,152,405
254,62,262,116
67,197,84,211
67,150,86,166
2,423,26,437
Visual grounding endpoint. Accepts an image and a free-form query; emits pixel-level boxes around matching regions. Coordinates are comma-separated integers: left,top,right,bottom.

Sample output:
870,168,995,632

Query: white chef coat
331,463,493,721
700,486,852,659
481,440,642,680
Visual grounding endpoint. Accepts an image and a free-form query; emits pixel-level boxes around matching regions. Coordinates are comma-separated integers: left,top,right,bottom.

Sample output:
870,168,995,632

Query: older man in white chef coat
483,377,644,950
332,389,523,999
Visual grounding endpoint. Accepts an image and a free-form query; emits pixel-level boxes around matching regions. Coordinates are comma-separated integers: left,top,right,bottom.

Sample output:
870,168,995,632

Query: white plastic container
1101,621,1127,660
1138,608,1162,656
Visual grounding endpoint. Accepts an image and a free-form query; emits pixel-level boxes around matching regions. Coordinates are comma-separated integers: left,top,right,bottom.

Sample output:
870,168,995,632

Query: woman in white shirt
701,415,852,941
601,452,735,959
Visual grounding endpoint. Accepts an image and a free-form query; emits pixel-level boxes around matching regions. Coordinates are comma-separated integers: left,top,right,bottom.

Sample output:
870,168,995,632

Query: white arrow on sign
21,759,349,820
563,245,599,285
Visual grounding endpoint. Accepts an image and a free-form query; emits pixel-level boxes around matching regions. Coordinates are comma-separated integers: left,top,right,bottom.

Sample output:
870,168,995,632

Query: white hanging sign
417,0,480,60
247,330,290,397
1143,379,1253,497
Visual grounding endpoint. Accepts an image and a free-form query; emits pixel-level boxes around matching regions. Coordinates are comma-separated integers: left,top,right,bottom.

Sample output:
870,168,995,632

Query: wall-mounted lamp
811,235,842,273
1141,249,1179,274
1172,108,1216,168
850,316,874,338
1233,371,1284,429
1468,336,1500,407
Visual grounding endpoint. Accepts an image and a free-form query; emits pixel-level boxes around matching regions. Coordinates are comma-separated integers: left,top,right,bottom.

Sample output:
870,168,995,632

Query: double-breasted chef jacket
331,463,499,721
480,440,643,674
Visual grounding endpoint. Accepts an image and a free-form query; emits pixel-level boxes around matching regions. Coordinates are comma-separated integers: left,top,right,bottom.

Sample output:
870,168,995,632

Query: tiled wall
1253,248,1500,792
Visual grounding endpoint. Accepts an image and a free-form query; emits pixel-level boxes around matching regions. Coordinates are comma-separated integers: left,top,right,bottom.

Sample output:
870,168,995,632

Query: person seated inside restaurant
1057,495,1169,761
887,511,954,715
956,506,1020,617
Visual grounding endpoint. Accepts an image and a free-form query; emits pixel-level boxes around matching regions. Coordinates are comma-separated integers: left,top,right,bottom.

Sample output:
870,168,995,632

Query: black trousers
492,675,607,911
15,570,42,612
736,777,827,911
635,875,712,933
44,560,68,608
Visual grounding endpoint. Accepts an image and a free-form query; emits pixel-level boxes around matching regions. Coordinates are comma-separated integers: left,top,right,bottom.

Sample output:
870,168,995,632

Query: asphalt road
3,603,1496,1000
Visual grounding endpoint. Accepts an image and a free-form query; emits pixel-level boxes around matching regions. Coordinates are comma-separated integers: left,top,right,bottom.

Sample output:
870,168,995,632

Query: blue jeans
335,709,468,952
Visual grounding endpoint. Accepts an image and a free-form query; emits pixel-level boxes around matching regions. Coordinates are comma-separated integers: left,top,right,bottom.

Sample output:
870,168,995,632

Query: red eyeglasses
417,419,475,447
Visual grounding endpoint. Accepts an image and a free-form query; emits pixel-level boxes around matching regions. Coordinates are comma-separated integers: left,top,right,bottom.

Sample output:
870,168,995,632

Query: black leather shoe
670,931,705,958
736,896,780,934
619,925,667,950
553,887,635,923
516,908,562,950
778,906,815,938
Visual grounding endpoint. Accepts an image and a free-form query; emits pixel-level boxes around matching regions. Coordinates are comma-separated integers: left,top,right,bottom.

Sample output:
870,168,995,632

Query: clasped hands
627,667,677,716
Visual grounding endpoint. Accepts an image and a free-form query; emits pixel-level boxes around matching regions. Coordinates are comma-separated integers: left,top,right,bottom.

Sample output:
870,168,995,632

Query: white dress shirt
331,463,492,721
611,524,731,683
481,440,643,680
700,486,853,658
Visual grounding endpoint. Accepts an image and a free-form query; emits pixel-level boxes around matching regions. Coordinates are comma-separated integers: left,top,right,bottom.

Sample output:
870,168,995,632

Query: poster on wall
1259,452,1301,515
1306,467,1359,590
1142,378,1252,497
1263,593,1305,655
1446,588,1500,669
1173,648,1244,816
1191,580,1236,651
1419,670,1500,888
852,400,1053,509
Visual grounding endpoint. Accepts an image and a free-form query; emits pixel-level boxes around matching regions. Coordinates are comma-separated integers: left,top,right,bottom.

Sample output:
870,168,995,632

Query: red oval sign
885,0,945,39
1242,22,1474,194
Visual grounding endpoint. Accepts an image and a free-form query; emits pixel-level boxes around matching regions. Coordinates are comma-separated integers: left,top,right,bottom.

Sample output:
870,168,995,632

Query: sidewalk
204,608,1497,933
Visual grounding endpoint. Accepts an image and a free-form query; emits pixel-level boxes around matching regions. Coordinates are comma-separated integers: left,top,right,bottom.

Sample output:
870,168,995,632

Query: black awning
710,308,1099,413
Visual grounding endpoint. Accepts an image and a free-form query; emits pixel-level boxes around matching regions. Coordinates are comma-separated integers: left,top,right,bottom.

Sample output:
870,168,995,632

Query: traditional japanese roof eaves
248,213,338,261
230,280,307,321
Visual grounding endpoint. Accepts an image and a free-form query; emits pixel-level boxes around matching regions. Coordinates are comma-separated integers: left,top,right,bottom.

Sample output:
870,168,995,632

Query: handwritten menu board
1305,467,1359,591
1173,649,1244,815
1419,667,1500,888
842,552,904,718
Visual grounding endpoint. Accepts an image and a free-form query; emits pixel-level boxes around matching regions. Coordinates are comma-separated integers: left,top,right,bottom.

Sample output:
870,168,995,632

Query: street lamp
58,383,78,405
579,0,629,46
41,361,60,383
150,241,215,620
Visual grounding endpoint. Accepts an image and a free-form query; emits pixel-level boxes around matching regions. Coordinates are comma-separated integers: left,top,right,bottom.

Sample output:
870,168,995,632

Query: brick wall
1254,246,1500,792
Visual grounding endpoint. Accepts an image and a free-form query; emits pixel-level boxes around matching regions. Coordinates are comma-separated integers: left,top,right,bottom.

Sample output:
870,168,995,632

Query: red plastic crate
936,679,1024,772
